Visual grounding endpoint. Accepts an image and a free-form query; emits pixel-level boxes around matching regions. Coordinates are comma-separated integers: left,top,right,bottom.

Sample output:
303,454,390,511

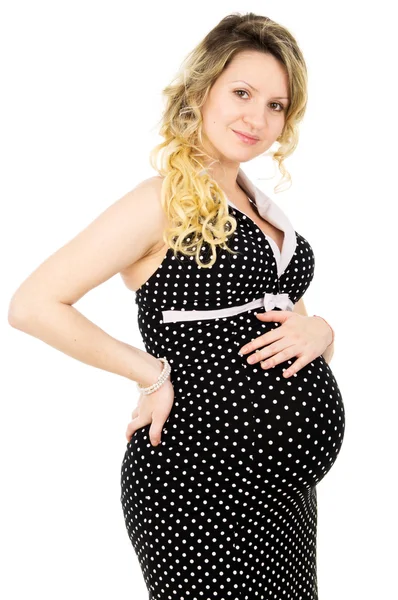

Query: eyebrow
230,80,290,100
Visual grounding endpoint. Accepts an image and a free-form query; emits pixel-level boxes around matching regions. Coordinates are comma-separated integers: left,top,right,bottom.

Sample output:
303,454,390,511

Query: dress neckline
224,168,297,279
225,193,282,266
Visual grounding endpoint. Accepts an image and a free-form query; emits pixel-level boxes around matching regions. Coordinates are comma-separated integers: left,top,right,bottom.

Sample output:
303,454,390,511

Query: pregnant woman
9,12,345,600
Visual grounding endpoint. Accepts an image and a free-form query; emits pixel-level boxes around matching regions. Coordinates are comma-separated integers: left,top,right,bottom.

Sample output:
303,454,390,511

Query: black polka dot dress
120,168,346,600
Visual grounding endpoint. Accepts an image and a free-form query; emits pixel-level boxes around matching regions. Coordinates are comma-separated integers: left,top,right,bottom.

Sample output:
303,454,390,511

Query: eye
234,89,250,99
234,90,285,112
270,101,285,112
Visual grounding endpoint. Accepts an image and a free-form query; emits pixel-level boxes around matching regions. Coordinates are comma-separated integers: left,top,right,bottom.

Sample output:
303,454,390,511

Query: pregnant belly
242,353,346,487
164,351,346,487
124,349,345,495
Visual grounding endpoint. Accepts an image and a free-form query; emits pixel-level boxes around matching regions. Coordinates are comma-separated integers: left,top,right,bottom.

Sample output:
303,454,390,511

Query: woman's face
200,50,290,166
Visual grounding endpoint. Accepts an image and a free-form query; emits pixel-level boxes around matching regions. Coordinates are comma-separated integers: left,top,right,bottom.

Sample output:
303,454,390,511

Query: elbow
8,291,70,330
8,291,41,330
8,298,30,330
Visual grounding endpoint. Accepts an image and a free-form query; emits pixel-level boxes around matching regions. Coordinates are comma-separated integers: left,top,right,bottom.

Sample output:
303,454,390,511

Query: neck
203,163,241,197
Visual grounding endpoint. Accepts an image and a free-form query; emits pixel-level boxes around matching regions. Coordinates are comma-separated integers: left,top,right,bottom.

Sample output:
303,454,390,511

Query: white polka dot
120,199,345,599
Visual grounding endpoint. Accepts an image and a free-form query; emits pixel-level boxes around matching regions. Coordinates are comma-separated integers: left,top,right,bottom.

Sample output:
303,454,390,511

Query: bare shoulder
9,175,167,316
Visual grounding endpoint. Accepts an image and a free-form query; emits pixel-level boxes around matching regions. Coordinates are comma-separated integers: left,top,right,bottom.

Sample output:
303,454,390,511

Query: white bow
263,292,294,312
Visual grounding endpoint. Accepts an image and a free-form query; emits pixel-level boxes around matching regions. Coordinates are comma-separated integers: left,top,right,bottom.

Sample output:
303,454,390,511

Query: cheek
202,111,228,140
275,118,286,134
203,99,236,128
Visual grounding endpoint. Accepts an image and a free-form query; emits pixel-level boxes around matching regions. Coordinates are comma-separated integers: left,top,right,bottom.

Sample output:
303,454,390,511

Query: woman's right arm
8,176,167,388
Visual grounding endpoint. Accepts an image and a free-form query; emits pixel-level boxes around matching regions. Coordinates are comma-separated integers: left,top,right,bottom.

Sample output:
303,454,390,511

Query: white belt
162,292,294,324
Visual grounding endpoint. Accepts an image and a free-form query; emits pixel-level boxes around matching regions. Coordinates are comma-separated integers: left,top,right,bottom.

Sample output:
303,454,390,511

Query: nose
242,103,267,132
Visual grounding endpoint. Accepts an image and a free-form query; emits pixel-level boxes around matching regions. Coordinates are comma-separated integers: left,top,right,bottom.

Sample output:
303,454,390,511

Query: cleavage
232,192,284,254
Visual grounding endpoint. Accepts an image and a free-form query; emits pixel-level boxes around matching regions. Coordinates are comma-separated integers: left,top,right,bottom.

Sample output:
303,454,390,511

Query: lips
232,130,259,144
233,130,259,141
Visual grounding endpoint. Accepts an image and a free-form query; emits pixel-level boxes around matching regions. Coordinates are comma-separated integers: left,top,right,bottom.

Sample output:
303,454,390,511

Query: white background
2,1,397,598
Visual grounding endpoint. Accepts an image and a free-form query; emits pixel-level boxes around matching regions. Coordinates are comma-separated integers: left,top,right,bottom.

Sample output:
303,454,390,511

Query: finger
260,346,300,370
255,310,281,319
149,419,165,447
240,330,283,355
282,356,309,378
126,416,145,441
126,424,135,442
246,341,293,365
255,310,290,322
256,310,294,320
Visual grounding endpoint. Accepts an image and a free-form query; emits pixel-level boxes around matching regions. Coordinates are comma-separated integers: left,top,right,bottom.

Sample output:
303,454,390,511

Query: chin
217,143,256,160
225,150,258,163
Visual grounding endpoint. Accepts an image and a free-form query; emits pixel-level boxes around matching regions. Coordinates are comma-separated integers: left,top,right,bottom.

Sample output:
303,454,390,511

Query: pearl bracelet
312,315,334,347
136,357,171,395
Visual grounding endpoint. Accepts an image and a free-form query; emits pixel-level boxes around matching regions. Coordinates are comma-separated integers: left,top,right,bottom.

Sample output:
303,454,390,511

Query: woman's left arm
293,298,334,365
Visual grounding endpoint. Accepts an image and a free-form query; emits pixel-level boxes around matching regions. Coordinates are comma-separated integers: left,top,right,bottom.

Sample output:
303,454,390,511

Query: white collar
226,167,297,279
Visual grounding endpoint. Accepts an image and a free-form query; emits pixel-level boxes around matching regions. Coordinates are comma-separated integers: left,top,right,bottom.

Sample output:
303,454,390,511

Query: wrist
138,356,164,388
312,315,334,347
137,357,171,395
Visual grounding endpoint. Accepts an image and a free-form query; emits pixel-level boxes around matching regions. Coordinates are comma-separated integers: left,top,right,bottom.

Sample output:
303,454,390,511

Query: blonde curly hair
149,12,308,269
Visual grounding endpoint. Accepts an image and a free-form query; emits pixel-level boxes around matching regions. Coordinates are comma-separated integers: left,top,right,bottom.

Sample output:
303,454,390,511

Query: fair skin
8,49,333,448
199,50,334,374
200,49,289,198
